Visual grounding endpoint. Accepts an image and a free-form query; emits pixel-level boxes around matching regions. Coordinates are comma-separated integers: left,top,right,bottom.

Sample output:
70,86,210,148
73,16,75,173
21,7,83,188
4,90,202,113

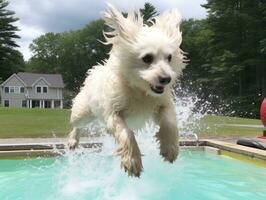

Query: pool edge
205,139,266,161
0,139,266,162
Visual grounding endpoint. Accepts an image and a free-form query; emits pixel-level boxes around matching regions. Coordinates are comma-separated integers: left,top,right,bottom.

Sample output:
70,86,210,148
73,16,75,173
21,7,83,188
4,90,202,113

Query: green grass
198,115,263,138
0,107,71,138
0,107,264,139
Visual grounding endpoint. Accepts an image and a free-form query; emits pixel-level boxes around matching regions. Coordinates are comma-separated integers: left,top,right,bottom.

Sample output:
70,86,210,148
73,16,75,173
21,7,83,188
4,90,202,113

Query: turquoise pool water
0,149,266,200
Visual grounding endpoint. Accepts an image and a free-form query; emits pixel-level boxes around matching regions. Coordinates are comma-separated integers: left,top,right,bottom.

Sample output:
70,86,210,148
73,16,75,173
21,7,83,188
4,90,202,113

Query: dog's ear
101,3,143,45
153,9,182,46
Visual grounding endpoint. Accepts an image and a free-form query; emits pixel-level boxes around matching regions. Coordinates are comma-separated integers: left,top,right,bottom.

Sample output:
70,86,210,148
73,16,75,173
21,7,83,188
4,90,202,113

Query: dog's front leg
107,114,143,177
155,103,179,163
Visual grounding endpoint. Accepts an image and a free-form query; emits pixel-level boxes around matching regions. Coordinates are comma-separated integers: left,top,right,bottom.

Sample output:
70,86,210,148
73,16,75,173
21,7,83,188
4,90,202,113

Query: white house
0,72,64,109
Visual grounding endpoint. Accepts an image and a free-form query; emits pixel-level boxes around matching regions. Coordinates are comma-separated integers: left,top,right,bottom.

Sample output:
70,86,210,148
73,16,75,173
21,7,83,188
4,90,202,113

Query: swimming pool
0,148,266,200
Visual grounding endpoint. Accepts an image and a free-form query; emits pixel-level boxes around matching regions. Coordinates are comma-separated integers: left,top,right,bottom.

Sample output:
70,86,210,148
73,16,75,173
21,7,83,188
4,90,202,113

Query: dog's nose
159,76,171,85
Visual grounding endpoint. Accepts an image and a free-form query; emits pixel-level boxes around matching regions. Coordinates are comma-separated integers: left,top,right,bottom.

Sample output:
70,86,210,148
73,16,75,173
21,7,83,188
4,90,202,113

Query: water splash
49,85,224,199
173,82,233,138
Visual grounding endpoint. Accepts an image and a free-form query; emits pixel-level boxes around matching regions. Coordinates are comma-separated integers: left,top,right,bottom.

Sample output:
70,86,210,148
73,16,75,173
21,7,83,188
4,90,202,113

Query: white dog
68,3,185,177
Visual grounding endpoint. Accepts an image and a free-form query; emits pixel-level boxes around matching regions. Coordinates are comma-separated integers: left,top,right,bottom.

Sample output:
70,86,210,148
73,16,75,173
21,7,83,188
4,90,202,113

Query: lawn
0,107,264,138
0,107,71,138
198,115,263,138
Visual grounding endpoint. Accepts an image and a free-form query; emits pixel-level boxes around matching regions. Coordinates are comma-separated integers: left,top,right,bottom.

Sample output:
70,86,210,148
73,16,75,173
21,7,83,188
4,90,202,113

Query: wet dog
68,3,185,177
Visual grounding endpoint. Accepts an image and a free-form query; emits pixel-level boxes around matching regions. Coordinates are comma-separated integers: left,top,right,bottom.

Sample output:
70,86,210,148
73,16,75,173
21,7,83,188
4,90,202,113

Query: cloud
14,21,44,60
8,0,207,60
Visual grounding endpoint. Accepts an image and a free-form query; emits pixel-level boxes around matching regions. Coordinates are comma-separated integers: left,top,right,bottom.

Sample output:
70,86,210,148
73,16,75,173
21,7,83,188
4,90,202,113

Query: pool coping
204,139,266,161
0,139,266,161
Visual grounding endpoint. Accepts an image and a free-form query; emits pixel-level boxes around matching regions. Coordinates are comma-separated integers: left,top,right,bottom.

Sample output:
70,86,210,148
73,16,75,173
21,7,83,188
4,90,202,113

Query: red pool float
260,97,266,136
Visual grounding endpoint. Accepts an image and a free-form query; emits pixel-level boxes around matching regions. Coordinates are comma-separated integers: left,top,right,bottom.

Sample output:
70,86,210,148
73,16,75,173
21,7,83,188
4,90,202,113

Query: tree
27,32,61,73
200,0,266,117
59,19,110,92
0,0,24,81
180,1,266,118
181,19,213,91
139,2,158,25
27,19,110,92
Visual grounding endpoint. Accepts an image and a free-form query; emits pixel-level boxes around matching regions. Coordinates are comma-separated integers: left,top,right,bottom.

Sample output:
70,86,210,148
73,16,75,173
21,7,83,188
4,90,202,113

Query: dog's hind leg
68,127,81,149
107,114,143,177
155,102,179,163
68,105,94,149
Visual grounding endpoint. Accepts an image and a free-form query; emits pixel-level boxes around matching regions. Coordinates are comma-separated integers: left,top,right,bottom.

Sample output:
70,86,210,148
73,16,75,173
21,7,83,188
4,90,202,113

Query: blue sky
8,0,207,60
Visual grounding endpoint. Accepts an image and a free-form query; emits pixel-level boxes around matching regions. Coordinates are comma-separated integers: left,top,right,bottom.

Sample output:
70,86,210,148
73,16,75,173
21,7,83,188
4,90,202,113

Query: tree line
0,1,266,118
180,0,266,117
0,0,24,83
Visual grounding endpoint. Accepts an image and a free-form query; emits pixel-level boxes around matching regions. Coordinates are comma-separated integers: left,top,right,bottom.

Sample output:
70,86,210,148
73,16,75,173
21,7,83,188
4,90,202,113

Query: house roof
16,72,64,88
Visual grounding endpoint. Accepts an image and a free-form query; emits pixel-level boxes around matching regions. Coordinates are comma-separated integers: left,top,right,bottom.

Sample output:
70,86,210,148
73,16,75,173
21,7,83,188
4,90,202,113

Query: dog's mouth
150,84,164,94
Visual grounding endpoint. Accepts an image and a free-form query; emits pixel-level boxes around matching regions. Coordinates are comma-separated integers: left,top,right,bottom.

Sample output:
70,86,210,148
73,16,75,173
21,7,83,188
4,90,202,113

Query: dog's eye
142,54,153,64
167,54,172,62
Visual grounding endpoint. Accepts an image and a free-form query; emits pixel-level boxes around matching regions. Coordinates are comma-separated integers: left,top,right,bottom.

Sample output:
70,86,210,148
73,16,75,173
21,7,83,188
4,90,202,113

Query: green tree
180,1,266,118
27,32,61,73
201,0,266,117
139,2,158,25
59,19,110,92
181,19,213,90
27,19,110,92
0,0,24,81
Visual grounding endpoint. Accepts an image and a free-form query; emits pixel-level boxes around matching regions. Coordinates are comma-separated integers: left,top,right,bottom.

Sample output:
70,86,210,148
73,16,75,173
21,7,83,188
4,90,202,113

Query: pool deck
0,137,102,157
0,137,266,161
204,139,266,161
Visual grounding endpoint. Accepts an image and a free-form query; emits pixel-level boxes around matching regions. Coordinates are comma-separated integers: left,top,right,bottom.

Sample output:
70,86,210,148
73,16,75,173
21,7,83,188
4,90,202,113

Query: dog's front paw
160,144,179,163
121,154,143,177
68,138,79,150
116,139,143,177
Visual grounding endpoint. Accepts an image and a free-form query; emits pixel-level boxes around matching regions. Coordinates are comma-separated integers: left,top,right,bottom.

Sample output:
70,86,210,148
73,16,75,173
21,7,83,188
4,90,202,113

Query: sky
8,0,207,60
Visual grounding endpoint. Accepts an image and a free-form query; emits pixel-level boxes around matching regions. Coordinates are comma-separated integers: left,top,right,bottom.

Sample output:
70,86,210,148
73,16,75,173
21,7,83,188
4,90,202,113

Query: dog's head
102,3,186,96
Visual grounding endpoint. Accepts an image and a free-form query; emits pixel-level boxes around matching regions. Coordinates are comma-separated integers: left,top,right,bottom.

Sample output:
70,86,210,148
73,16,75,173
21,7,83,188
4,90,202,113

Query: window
14,87,19,93
10,87,15,93
4,87,9,93
35,86,48,93
22,100,27,108
43,86,48,93
36,86,41,93
20,87,25,93
8,86,21,94
4,100,9,107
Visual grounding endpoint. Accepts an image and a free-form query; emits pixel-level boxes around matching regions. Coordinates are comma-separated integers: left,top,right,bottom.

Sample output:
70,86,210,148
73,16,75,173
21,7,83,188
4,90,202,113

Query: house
0,72,64,109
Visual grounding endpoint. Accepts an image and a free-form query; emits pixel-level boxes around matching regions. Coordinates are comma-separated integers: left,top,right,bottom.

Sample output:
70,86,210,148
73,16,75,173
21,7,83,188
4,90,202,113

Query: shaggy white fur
68,3,186,177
